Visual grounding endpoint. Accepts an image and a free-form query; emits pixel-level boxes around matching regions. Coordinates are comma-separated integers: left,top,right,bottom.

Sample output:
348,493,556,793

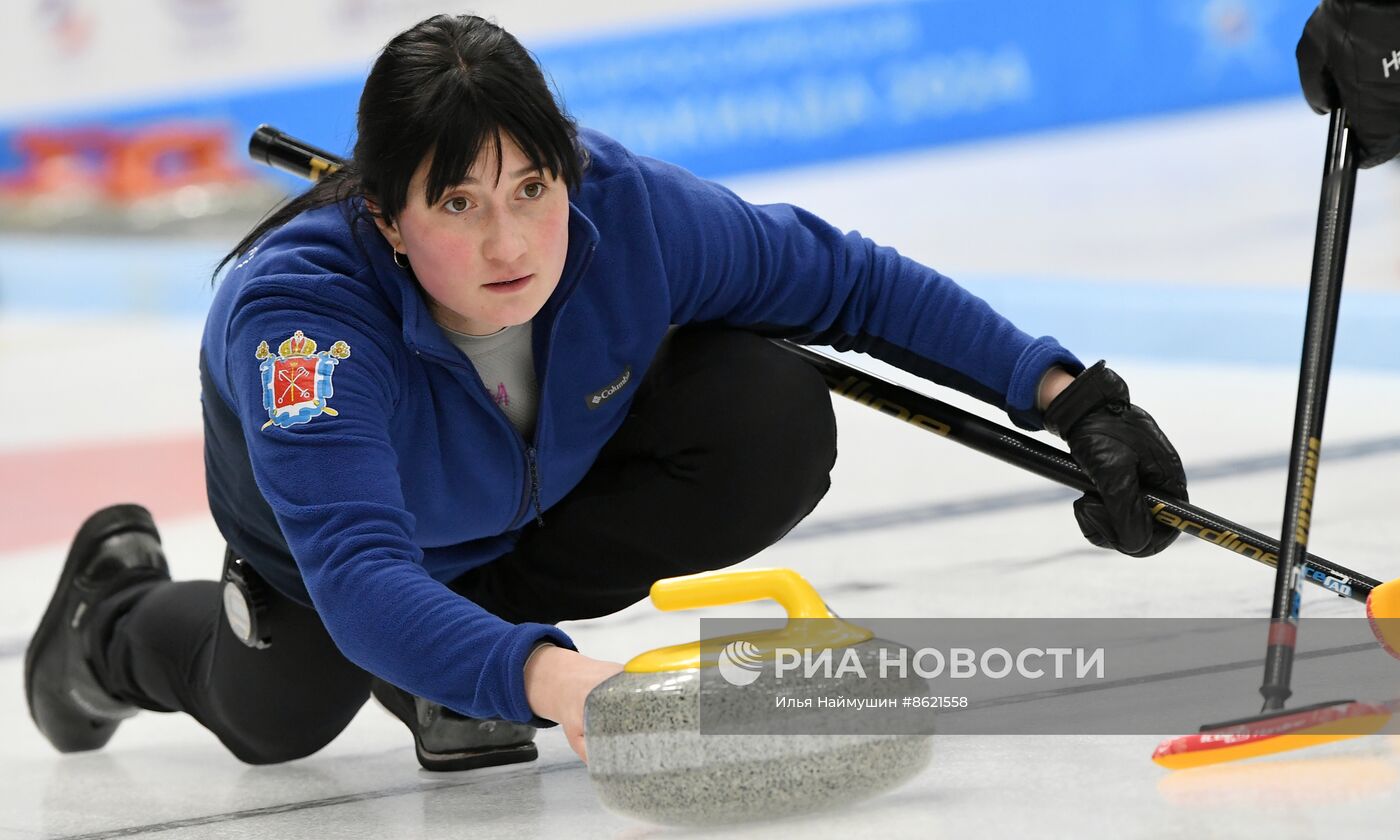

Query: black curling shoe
26,504,170,753
371,678,539,772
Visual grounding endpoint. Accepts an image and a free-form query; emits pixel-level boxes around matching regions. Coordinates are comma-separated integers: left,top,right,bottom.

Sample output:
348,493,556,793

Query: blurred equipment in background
0,121,286,237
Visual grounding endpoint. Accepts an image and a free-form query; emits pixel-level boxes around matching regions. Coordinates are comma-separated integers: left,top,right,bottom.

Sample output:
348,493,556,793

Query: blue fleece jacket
199,129,1082,724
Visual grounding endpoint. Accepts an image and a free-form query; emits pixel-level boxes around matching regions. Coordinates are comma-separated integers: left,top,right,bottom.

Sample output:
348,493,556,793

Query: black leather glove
1043,362,1188,558
1298,0,1400,168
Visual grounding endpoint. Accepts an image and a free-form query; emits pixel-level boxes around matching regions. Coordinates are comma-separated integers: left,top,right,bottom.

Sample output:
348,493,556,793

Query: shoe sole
371,680,539,772
24,504,162,749
416,741,539,773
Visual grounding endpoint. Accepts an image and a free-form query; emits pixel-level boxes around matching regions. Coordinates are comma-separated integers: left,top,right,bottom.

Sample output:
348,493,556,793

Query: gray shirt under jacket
441,321,538,439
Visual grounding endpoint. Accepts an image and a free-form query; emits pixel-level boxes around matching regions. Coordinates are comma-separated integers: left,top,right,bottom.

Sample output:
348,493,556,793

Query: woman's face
375,134,570,336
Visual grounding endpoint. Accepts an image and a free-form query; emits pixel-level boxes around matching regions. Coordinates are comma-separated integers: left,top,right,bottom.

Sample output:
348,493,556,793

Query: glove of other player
1297,0,1400,168
1043,362,1188,557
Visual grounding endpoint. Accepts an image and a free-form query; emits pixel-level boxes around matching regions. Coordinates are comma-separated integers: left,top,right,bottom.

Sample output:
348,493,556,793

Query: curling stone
584,568,934,826
1366,576,1400,659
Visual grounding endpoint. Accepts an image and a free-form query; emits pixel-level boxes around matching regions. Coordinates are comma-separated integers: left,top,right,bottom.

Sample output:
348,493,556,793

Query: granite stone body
585,639,935,825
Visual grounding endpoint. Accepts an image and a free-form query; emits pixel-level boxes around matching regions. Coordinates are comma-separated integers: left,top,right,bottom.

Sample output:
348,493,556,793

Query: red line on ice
0,435,206,553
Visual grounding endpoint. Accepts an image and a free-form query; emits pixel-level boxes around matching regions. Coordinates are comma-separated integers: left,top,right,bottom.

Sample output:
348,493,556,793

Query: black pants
90,327,837,764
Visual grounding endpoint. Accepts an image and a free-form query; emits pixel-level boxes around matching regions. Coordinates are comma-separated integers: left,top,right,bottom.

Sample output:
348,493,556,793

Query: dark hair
215,14,586,278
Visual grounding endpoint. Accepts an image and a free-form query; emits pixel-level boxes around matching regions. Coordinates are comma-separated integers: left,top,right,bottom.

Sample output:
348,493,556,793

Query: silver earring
393,250,409,269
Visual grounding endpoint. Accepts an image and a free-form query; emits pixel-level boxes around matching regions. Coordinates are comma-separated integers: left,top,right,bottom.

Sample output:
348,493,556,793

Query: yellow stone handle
623,568,869,673
649,568,834,619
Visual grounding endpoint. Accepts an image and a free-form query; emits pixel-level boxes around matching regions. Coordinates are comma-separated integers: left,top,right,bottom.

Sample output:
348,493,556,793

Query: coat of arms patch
256,330,351,430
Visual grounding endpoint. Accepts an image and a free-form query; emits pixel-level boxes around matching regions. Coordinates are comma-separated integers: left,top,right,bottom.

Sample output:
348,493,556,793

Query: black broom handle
780,343,1376,603
246,125,1381,605
1259,109,1358,712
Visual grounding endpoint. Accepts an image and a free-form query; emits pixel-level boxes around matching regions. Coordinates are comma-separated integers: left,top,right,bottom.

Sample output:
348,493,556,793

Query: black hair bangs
417,61,584,211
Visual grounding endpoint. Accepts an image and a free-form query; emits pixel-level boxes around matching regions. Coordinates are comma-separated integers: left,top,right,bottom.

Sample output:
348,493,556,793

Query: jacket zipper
523,446,543,526
507,240,597,530
412,344,541,529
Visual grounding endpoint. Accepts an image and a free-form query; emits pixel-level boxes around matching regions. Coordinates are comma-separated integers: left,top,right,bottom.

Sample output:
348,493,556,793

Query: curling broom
1152,108,1400,769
